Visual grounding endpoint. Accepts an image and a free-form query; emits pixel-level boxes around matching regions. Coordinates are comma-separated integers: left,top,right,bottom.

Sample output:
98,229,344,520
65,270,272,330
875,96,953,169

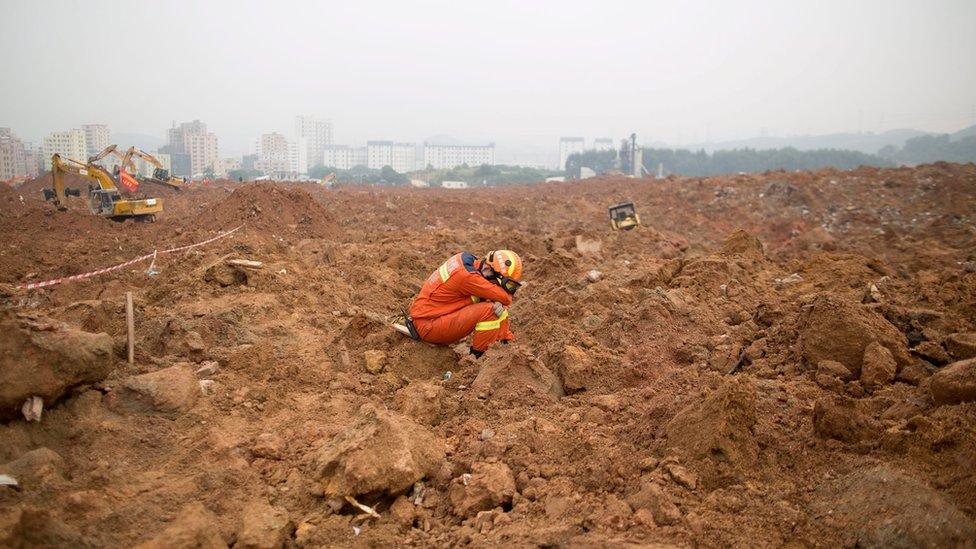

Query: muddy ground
1,163,975,547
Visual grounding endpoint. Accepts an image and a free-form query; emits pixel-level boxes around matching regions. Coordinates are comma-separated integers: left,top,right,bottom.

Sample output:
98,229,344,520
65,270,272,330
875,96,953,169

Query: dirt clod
0,313,113,418
928,358,976,406
310,405,445,498
449,461,517,518
104,365,200,417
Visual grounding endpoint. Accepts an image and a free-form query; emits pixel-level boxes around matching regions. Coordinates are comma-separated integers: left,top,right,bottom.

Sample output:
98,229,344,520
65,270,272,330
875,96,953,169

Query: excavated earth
1,164,975,547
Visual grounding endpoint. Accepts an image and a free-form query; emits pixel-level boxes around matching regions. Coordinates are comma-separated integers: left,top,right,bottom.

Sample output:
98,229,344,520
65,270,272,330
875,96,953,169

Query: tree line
566,147,894,178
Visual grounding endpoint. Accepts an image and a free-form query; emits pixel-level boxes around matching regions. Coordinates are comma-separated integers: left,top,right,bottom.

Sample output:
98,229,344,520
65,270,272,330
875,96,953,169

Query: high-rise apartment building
164,120,217,177
593,138,614,151
42,129,88,171
256,132,291,178
423,143,495,170
295,116,333,171
82,124,110,158
185,133,219,177
558,137,585,170
0,128,29,180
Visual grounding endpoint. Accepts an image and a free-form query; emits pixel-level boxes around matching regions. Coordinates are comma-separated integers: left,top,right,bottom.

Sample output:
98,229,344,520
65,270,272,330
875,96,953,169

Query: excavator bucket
609,202,641,231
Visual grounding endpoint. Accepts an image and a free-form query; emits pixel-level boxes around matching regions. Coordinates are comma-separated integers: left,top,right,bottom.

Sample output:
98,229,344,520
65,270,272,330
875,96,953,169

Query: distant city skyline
3,1,974,163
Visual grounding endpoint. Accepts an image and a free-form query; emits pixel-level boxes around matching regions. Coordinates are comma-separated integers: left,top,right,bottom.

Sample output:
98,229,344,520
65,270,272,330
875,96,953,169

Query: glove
492,302,505,318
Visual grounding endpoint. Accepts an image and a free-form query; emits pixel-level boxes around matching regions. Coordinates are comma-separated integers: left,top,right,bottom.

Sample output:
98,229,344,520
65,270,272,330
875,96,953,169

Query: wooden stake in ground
126,291,134,364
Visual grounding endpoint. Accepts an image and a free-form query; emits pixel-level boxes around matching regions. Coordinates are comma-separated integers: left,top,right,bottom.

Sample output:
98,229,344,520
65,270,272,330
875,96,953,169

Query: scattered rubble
2,164,975,546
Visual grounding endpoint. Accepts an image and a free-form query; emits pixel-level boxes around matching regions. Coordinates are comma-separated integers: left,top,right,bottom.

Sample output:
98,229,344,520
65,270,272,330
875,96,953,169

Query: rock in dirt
555,345,592,393
664,378,757,488
626,483,682,526
363,350,386,374
310,405,445,498
473,348,564,400
0,313,113,419
945,332,976,360
135,502,226,549
1,507,88,547
812,465,976,547
719,229,765,262
911,341,950,365
860,341,897,393
575,235,602,256
798,294,912,376
252,433,285,460
817,359,853,381
928,358,976,406
0,448,66,486
449,461,517,518
236,500,293,549
394,381,444,425
104,365,200,417
812,396,879,443
665,463,699,491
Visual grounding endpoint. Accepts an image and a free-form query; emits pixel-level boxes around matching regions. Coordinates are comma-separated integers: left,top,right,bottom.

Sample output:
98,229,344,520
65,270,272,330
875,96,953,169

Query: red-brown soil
1,163,975,547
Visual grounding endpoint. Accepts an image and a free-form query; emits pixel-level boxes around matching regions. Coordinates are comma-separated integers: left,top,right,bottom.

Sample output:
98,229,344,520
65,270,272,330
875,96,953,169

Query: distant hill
111,132,165,152
951,124,976,141
684,129,931,155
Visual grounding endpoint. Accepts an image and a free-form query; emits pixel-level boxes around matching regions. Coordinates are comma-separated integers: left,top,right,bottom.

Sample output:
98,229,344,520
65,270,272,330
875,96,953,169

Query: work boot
469,347,484,359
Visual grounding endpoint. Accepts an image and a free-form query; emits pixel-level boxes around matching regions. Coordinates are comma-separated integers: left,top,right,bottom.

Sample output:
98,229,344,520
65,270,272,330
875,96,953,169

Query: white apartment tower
423,143,495,170
295,116,333,171
558,137,585,170
42,129,88,170
82,124,110,158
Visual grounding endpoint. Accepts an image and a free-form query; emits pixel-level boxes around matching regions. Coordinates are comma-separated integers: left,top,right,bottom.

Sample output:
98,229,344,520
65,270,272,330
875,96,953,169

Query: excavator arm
45,154,84,209
124,147,185,190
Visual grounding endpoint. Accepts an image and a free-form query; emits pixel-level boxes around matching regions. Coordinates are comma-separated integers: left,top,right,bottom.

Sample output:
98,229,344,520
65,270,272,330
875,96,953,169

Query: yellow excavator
119,146,187,190
45,153,163,221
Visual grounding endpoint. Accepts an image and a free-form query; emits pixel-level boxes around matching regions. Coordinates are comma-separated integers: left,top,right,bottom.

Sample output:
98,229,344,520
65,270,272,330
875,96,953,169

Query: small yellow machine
45,153,163,222
609,202,641,231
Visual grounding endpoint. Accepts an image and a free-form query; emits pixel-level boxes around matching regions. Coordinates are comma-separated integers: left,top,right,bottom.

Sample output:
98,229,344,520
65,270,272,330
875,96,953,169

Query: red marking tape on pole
15,224,244,291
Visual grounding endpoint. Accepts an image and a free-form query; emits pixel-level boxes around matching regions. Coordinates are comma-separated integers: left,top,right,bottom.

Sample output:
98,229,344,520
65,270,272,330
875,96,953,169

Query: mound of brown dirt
0,312,113,419
201,183,341,238
798,294,912,375
310,405,445,498
810,466,976,547
664,378,758,489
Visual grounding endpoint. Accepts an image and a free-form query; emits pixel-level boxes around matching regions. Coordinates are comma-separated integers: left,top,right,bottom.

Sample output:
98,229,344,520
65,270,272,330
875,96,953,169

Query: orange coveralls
410,252,514,352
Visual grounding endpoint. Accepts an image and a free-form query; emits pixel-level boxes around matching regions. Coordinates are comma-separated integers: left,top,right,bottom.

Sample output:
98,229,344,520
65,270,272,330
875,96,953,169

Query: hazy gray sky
2,0,974,156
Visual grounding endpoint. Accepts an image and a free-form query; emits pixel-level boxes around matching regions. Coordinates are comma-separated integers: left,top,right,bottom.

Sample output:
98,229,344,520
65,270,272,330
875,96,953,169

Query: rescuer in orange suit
405,250,523,358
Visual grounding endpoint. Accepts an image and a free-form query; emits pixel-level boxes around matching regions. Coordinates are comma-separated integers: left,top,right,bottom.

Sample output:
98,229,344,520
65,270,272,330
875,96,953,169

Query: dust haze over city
2,0,975,170
2,2,976,548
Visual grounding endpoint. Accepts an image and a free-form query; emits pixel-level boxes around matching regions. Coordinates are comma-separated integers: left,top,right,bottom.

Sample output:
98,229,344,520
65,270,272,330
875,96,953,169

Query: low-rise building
323,145,367,170
441,180,469,189
423,143,494,170
367,141,415,172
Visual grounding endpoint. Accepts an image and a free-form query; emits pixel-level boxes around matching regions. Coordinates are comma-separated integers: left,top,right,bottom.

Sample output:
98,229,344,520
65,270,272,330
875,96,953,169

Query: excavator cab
89,188,118,216
609,202,641,231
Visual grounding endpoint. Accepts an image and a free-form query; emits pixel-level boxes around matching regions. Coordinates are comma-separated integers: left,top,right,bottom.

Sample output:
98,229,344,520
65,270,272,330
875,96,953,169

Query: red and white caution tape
16,224,244,291
161,224,244,254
